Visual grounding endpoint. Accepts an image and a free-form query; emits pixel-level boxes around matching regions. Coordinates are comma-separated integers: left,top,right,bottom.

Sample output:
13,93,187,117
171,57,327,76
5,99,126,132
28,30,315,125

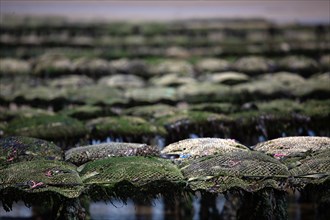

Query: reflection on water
0,201,32,218
0,192,323,219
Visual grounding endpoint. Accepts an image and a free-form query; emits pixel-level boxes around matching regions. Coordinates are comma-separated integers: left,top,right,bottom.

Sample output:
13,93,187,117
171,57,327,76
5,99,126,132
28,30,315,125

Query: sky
1,1,330,24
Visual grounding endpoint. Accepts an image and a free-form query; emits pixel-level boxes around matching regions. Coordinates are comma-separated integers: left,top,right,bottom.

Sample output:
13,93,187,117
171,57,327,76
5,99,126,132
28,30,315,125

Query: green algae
181,151,290,193
156,110,232,129
233,78,291,101
303,100,330,120
195,58,230,73
278,55,318,75
86,116,167,138
189,103,239,114
125,87,178,103
0,136,63,168
78,156,186,202
156,110,233,141
289,148,330,186
65,142,159,165
71,57,115,77
48,75,94,88
206,72,250,85
256,99,303,114
292,74,330,99
33,53,72,77
320,55,330,70
177,83,234,103
13,86,68,104
60,105,104,120
149,59,193,75
98,74,145,88
110,59,149,77
0,160,84,198
6,115,87,141
0,106,55,122
233,56,274,75
67,85,126,106
0,58,31,76
124,104,177,119
149,74,196,87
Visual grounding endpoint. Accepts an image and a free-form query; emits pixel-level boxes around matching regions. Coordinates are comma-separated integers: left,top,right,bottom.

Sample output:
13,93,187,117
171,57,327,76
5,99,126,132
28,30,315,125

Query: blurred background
1,1,330,23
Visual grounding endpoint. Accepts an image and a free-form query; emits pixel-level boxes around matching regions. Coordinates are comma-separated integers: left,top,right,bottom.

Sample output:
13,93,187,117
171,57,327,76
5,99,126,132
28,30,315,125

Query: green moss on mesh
0,136,63,168
86,116,167,137
177,83,234,103
125,87,178,103
189,103,240,114
81,156,187,202
0,106,54,122
60,105,104,120
0,160,84,198
1,187,69,212
256,99,303,114
6,115,87,141
230,109,310,140
302,100,330,120
79,156,185,188
13,86,68,103
65,143,159,166
156,110,232,128
289,148,330,187
124,104,177,119
181,151,290,193
67,85,126,106
142,23,168,36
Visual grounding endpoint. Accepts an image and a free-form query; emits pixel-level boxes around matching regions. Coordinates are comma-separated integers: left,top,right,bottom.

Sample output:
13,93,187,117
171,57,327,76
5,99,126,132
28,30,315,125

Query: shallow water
0,193,319,220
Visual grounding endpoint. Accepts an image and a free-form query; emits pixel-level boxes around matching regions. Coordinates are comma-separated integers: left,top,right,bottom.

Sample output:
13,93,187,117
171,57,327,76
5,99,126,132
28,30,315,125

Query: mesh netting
254,136,330,157
181,151,290,192
6,115,87,141
0,136,63,169
65,143,159,165
289,148,330,186
0,160,83,198
161,138,249,159
79,156,184,188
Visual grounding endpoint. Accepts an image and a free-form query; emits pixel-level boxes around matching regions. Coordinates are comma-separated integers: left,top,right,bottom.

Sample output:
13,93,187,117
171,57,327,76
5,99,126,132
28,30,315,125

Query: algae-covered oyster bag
65,142,159,165
289,148,330,186
79,156,185,198
0,160,83,198
0,136,63,168
6,115,87,141
254,137,330,168
181,151,290,193
254,136,330,158
161,138,249,160
86,116,167,139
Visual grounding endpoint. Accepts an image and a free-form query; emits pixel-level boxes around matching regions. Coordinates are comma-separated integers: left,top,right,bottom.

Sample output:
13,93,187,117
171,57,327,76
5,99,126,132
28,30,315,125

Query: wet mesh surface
181,151,290,192
289,148,330,186
79,156,184,188
254,136,330,157
65,142,159,165
0,136,63,168
0,136,329,200
161,138,249,159
0,160,83,198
